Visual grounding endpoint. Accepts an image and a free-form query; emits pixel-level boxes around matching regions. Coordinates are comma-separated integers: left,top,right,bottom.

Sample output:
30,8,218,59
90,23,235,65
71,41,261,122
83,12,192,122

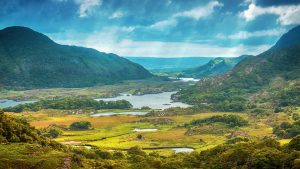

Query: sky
0,0,300,57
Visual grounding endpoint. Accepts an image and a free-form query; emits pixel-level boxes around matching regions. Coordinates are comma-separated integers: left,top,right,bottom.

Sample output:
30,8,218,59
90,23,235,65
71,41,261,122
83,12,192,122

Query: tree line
2,97,133,112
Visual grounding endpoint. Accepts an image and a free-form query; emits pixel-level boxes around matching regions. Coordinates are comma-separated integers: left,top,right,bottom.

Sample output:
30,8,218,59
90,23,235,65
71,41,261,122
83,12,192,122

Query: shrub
127,146,146,157
70,121,92,130
188,114,248,127
273,121,300,138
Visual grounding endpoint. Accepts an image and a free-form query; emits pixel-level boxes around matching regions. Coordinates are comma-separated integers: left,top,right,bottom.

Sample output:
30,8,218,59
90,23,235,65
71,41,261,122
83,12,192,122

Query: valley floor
9,109,296,156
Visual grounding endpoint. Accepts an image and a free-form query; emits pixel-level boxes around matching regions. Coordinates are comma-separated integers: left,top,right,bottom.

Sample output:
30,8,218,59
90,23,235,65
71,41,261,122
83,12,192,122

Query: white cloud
76,0,102,18
109,11,124,19
241,3,300,25
166,0,172,6
217,28,286,40
51,30,270,57
149,1,222,30
109,40,270,57
174,1,223,20
150,19,177,29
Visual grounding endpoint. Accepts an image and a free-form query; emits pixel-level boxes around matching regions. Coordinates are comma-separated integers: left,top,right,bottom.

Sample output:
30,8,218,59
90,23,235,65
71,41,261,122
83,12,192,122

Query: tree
49,127,63,138
127,146,146,157
70,121,92,130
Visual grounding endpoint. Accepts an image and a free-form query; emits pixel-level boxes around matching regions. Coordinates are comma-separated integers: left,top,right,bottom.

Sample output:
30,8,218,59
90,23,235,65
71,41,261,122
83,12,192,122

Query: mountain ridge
183,55,251,78
0,26,152,88
175,25,300,110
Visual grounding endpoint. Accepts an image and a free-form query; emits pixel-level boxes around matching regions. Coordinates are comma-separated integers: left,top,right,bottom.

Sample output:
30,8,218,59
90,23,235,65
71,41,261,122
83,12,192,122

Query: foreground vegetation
2,108,300,168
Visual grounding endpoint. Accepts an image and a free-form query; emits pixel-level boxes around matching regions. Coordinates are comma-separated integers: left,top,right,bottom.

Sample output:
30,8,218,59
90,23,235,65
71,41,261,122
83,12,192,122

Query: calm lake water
0,99,36,109
133,128,158,132
0,92,191,110
171,147,194,153
179,78,199,82
143,147,195,153
91,111,148,117
96,91,191,109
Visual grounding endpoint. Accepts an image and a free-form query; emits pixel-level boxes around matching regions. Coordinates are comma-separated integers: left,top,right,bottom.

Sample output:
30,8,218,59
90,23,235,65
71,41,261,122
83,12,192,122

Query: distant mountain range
182,55,251,78
0,26,152,88
126,57,213,72
176,25,300,110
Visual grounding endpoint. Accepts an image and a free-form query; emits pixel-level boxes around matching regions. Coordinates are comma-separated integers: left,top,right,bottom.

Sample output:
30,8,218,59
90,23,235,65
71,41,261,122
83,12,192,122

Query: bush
250,109,267,115
127,146,146,157
70,121,92,130
188,114,248,127
273,121,300,138
95,150,113,159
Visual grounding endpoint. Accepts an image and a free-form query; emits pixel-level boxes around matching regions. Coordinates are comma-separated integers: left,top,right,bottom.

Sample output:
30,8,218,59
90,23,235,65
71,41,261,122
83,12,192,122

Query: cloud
51,29,270,57
166,0,172,6
217,28,286,40
241,3,300,25
76,0,102,18
149,1,222,30
150,19,177,30
174,1,223,20
109,10,124,19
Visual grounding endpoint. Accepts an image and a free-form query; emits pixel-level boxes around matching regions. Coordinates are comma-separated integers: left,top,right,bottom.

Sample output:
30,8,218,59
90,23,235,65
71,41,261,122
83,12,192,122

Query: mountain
175,25,300,111
0,26,152,88
126,57,213,72
183,55,250,78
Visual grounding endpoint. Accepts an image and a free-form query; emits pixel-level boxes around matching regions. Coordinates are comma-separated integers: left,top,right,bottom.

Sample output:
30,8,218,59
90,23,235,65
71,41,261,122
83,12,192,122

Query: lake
91,111,148,117
143,147,195,153
96,91,191,109
179,78,199,82
171,147,194,153
133,128,158,132
0,99,37,109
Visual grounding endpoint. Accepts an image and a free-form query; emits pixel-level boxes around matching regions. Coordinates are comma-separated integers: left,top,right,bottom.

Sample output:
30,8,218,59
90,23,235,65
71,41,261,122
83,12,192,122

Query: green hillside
175,25,300,111
0,26,152,88
183,55,250,78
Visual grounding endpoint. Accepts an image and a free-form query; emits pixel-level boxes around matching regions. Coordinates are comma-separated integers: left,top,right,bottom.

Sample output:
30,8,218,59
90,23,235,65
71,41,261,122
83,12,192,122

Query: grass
7,110,295,155
0,143,68,169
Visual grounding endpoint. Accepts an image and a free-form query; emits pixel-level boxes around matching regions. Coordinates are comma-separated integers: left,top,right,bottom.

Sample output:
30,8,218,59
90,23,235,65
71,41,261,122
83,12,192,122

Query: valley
1,2,300,167
8,107,297,156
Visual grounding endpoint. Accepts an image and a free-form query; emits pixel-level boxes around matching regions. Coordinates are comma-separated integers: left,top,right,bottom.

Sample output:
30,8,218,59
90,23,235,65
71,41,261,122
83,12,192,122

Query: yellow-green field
8,109,295,155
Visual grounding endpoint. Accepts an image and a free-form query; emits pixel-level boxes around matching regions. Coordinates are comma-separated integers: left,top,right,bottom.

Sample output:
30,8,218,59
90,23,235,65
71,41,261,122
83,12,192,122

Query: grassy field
8,109,297,155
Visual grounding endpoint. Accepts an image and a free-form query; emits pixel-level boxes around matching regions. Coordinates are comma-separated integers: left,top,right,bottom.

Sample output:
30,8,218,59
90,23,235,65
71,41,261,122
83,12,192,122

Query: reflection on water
0,99,36,109
171,147,194,153
179,78,199,82
133,128,158,132
91,111,148,117
96,92,191,109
